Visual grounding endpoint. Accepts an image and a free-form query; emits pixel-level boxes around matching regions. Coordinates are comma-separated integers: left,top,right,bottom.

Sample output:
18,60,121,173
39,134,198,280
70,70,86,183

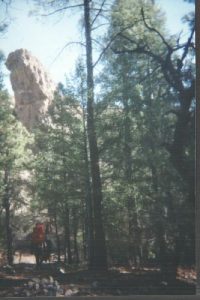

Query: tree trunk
73,229,79,263
64,229,67,264
82,103,95,267
5,201,13,266
123,77,141,268
64,205,72,264
84,0,107,271
72,208,79,263
81,202,87,261
147,60,179,280
54,213,61,262
3,169,13,266
150,156,171,278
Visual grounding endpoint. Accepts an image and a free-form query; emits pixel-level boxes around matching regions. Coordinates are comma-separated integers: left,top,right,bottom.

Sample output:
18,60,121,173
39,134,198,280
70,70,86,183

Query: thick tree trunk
84,0,107,271
147,60,186,280
167,88,195,279
165,80,195,207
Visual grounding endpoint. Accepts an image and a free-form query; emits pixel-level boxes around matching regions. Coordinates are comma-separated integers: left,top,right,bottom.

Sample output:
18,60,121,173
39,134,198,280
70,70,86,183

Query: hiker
31,222,52,266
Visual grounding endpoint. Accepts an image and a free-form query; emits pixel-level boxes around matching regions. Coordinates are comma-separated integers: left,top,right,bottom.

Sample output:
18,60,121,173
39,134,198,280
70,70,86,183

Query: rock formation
6,49,56,130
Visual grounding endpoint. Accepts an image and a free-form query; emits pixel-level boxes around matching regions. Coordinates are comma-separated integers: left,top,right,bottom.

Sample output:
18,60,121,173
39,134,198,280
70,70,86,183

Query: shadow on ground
0,262,196,296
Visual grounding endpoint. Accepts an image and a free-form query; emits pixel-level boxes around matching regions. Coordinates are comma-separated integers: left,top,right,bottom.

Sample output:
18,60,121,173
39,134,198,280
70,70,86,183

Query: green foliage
33,86,85,231
0,51,5,90
107,0,168,57
94,0,195,267
0,90,33,248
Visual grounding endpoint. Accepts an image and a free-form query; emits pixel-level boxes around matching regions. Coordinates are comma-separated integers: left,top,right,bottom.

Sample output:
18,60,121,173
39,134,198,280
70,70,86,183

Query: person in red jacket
31,222,52,266
32,223,46,245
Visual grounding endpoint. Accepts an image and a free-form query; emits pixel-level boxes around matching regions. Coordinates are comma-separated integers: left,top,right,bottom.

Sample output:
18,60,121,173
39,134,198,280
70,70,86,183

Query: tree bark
84,0,107,271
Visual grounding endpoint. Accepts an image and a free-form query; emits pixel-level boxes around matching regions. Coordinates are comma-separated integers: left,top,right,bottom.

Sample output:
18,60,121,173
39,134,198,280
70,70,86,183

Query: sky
0,0,194,94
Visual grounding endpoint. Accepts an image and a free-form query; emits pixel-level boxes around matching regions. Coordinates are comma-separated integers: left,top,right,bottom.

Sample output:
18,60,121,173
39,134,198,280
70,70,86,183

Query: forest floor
0,253,196,297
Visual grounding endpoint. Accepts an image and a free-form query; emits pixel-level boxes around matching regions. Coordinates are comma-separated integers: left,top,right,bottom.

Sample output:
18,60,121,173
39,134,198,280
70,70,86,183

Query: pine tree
0,90,32,265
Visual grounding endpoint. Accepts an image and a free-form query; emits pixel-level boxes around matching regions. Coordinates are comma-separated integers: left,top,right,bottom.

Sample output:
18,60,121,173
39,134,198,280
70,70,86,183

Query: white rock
65,289,73,296
25,290,31,297
161,281,168,286
41,278,49,285
31,277,40,283
28,281,34,288
49,276,54,283
59,267,66,274
54,280,60,288
35,283,40,290
43,288,48,295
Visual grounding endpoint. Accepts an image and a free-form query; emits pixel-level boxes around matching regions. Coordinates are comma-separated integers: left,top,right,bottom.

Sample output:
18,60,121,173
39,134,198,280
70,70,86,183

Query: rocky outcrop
6,49,56,130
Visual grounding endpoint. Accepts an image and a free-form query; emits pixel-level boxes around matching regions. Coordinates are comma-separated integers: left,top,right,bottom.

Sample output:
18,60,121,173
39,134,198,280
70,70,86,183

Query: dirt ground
0,253,196,296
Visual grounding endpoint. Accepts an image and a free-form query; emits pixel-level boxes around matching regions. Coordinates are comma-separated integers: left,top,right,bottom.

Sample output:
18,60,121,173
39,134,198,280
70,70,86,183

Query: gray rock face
6,49,56,130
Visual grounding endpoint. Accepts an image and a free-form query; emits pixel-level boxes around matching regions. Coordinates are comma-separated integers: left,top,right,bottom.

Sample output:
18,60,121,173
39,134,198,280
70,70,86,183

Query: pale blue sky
1,0,194,94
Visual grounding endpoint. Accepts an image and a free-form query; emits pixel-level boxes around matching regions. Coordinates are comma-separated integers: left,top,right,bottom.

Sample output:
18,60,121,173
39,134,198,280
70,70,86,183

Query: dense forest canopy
0,0,196,295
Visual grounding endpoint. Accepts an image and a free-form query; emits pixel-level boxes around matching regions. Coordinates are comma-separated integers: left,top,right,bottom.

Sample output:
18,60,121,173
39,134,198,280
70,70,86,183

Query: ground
0,253,196,297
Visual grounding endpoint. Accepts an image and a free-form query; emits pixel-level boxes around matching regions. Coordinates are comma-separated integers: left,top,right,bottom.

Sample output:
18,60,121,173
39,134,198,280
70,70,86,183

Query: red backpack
32,223,45,244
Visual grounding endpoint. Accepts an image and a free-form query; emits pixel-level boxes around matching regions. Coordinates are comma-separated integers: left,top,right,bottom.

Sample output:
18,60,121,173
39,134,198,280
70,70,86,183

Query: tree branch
111,45,163,65
137,65,160,84
141,7,172,51
41,4,84,17
92,38,104,47
91,0,107,27
49,41,86,67
119,33,146,48
93,20,147,68
180,26,195,65
1,0,12,5
111,43,184,94
91,22,109,31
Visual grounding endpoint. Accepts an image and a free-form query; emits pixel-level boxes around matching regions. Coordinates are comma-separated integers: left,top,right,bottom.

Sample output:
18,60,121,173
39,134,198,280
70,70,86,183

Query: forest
0,0,196,296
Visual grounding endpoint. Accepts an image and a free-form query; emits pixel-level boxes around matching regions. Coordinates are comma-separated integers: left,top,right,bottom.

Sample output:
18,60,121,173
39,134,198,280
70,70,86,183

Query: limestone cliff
6,49,56,130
